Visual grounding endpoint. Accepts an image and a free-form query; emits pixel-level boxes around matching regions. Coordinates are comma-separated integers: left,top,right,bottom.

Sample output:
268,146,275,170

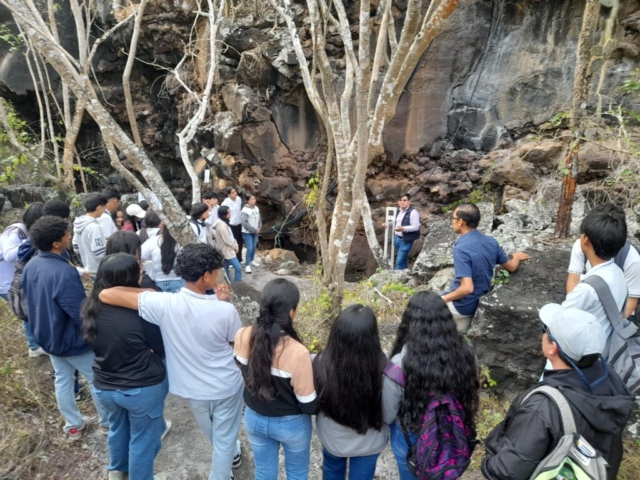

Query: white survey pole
384,207,398,265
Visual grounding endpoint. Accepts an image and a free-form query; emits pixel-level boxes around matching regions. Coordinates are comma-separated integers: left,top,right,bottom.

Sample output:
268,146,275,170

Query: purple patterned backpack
384,361,477,479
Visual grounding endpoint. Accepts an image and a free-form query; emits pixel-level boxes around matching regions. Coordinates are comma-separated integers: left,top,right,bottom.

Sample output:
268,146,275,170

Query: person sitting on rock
441,203,530,332
482,306,634,480
383,193,420,270
566,203,640,321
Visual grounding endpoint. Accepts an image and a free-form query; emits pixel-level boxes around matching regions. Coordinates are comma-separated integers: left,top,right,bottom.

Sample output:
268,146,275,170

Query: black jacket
482,362,635,480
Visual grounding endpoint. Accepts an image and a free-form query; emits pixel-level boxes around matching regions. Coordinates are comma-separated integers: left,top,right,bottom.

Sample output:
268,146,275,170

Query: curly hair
30,216,69,251
174,243,224,282
246,279,301,401
315,304,385,434
394,291,479,433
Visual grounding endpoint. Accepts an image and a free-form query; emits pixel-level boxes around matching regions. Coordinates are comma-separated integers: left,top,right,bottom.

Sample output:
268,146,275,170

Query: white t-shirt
98,211,118,239
141,235,181,282
568,239,640,298
563,258,627,338
138,289,243,400
189,220,208,244
221,197,243,226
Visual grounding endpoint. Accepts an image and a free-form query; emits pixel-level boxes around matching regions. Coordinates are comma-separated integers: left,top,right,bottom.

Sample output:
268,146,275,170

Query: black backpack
8,258,30,321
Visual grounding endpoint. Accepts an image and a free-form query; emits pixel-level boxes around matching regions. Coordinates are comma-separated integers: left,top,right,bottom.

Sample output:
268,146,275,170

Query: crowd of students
0,188,638,480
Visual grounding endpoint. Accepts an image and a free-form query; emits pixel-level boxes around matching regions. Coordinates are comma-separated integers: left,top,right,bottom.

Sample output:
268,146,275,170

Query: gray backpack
524,386,608,480
582,275,640,393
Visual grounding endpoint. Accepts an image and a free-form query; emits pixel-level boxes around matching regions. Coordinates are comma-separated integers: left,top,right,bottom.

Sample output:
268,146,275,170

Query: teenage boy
22,216,108,439
98,188,121,239
99,244,243,480
566,203,640,320
442,203,530,331
382,193,420,270
482,306,634,480
221,187,243,263
203,191,219,227
73,194,108,277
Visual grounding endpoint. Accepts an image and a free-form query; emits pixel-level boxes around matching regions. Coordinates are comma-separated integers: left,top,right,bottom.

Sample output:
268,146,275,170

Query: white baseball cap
539,304,607,361
126,204,146,219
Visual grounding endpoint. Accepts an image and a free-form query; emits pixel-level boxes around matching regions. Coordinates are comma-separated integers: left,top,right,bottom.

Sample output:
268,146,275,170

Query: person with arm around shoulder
221,187,244,263
81,253,168,480
22,216,108,439
441,203,530,332
241,194,262,274
234,278,316,480
383,291,479,480
99,244,244,480
313,304,389,480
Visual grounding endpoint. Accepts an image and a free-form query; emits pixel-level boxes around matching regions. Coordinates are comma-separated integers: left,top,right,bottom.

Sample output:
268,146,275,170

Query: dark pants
230,224,243,263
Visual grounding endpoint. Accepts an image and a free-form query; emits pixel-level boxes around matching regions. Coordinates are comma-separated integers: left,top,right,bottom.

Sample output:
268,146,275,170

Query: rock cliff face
1,0,640,271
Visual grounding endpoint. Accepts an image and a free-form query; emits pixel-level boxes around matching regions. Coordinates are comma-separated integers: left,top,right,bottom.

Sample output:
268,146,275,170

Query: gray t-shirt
138,288,243,401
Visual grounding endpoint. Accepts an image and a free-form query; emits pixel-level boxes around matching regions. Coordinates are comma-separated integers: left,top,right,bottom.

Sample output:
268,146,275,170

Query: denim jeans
242,233,259,266
322,448,380,480
394,236,414,270
156,278,185,293
0,293,37,349
49,351,108,433
189,386,244,480
95,382,168,479
390,422,418,480
223,257,243,282
244,407,312,480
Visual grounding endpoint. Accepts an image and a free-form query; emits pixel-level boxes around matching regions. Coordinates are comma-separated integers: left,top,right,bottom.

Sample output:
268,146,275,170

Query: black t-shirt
92,304,165,390
140,274,165,358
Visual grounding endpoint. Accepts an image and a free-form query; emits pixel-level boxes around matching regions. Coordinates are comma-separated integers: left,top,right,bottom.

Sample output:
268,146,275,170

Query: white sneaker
233,439,242,468
245,266,252,274
108,472,125,480
161,420,172,442
68,415,91,441
28,346,48,358
251,261,261,267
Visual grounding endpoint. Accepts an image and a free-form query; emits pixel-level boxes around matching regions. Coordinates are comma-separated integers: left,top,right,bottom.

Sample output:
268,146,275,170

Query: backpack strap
582,275,636,338
189,219,201,236
383,361,406,388
614,242,631,271
522,386,576,435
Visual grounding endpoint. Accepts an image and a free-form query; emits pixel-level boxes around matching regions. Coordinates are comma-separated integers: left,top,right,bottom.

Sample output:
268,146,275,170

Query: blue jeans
189,386,244,480
322,448,380,480
394,236,414,270
156,278,185,293
95,382,168,479
244,407,312,480
0,293,37,349
242,233,259,266
49,351,108,433
224,257,242,282
391,422,417,480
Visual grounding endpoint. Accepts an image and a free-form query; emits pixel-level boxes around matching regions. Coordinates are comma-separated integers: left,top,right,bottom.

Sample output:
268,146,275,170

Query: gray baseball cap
539,304,607,361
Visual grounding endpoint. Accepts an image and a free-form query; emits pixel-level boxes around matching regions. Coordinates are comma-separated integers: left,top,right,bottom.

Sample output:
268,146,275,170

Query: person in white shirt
72,195,108,277
189,203,210,244
567,203,640,320
240,195,262,274
141,221,184,293
203,191,219,229
98,188,120,239
221,187,243,263
98,244,244,480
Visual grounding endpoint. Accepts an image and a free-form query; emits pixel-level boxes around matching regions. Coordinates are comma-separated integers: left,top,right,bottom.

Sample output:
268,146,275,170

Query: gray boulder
230,281,261,327
0,185,57,208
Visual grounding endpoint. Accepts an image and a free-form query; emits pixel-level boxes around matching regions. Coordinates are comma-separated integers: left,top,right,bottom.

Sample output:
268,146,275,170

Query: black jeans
230,224,243,262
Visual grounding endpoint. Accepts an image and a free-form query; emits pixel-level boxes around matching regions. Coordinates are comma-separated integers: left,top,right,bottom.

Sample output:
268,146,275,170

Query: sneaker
153,474,169,480
28,346,48,358
68,416,91,440
230,471,235,480
233,440,242,469
108,472,125,480
251,260,261,267
245,266,252,274
161,420,172,442
100,424,109,436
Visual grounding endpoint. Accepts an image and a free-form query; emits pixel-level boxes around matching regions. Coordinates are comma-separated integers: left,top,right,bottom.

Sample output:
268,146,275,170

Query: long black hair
395,291,479,432
159,223,178,275
315,304,384,434
106,231,141,258
139,211,161,243
246,278,302,400
218,205,230,224
81,253,141,343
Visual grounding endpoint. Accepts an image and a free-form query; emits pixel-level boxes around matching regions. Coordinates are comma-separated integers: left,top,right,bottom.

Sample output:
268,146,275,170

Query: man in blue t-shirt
442,203,530,332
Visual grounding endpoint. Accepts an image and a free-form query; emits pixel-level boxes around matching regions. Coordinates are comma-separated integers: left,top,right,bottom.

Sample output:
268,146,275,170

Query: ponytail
160,225,178,275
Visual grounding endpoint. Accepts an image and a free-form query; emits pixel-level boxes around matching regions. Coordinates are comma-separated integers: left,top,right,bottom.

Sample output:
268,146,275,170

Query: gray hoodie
72,215,106,275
